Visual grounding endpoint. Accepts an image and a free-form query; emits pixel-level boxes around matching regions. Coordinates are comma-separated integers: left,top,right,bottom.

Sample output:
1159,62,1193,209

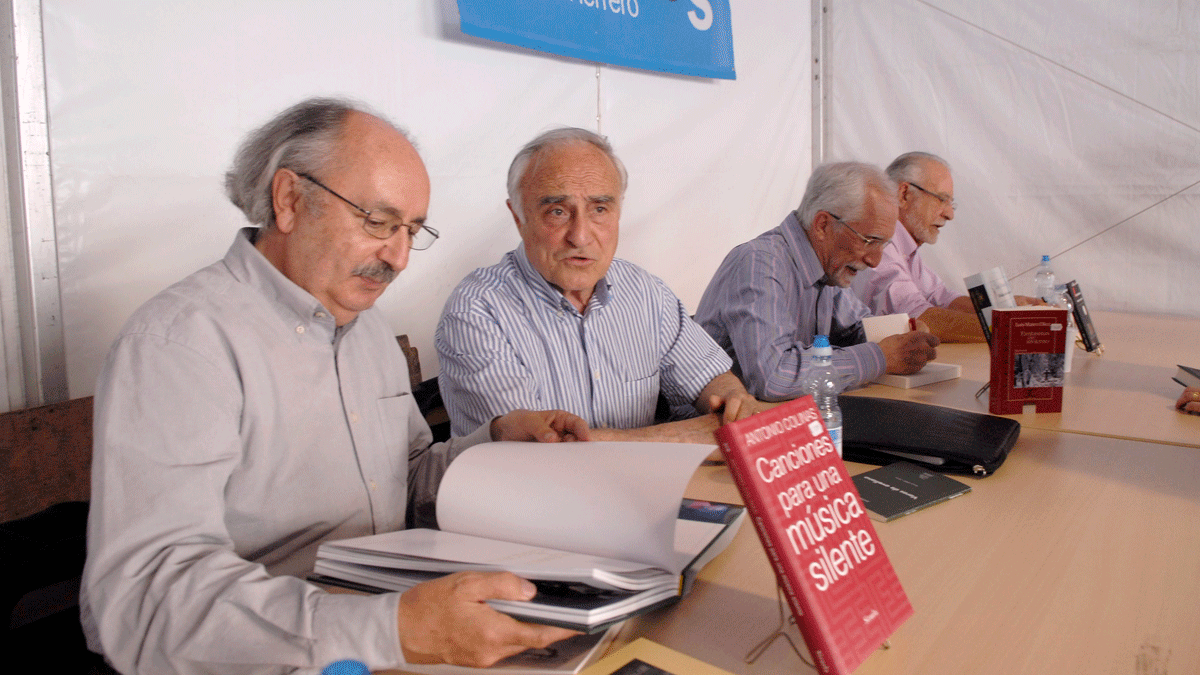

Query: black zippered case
840,396,1020,477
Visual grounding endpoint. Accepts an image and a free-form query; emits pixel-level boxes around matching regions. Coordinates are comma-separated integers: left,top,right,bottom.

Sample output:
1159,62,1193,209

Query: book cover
963,266,1017,345
715,397,912,675
578,638,735,675
1173,364,1200,389
1062,280,1103,354
400,623,622,675
989,307,1068,414
851,462,971,522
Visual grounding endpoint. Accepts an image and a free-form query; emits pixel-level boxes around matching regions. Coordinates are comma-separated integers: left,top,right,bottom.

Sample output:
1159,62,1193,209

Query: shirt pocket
605,370,660,428
376,393,415,480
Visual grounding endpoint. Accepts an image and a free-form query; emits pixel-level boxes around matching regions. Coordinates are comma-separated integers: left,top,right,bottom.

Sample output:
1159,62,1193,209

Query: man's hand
1177,387,1200,415
398,571,578,667
490,409,590,443
1014,295,1048,306
879,331,940,375
696,371,768,425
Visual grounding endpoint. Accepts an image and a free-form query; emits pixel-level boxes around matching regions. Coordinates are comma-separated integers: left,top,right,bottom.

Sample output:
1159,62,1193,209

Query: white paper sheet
435,441,716,573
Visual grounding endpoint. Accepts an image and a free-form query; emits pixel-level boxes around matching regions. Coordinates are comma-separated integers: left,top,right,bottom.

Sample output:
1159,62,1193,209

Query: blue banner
457,0,735,80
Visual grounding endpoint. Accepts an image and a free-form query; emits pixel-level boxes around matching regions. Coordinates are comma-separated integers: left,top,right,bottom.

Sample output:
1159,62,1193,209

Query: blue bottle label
828,425,843,457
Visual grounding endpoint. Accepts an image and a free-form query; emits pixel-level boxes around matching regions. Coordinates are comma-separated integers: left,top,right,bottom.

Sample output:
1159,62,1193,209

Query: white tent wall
826,0,1200,316
37,1,1198,403
43,1,812,398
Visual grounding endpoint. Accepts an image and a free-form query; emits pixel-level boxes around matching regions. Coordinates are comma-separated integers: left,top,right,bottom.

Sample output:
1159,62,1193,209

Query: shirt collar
781,211,829,291
890,220,920,261
512,245,612,314
223,228,345,334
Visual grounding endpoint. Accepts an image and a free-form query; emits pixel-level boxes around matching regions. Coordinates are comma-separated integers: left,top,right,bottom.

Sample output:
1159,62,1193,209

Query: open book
964,266,1017,344
312,441,745,633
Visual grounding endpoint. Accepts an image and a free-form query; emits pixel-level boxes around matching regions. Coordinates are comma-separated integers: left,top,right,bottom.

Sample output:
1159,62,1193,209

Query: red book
715,397,912,675
988,306,1069,414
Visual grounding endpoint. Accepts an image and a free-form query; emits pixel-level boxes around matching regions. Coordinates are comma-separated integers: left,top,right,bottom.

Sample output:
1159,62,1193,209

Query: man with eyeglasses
82,98,589,675
436,128,765,446
853,152,1040,342
695,161,940,400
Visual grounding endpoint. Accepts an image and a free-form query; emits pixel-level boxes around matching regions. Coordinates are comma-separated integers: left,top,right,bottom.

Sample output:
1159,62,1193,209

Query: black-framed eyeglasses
907,182,957,210
827,212,890,250
297,172,439,251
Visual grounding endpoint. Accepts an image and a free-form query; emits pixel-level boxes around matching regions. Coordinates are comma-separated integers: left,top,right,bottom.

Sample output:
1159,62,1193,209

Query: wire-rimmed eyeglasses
907,182,957,211
827,212,890,250
297,172,439,250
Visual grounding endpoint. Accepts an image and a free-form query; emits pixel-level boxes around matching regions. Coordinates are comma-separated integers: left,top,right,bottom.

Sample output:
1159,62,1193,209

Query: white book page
436,441,716,573
862,313,909,342
673,519,725,568
326,528,660,576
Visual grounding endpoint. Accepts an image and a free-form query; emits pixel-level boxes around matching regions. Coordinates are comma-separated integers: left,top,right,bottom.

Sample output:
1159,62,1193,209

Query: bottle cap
812,334,833,357
322,660,370,675
1041,255,1051,262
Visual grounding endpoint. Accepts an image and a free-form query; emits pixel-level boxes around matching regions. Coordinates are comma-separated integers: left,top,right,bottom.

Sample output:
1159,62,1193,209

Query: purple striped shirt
694,211,886,400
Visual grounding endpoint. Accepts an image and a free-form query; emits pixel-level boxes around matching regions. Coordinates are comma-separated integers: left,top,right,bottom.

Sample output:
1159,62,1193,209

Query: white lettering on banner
575,0,640,18
688,0,713,30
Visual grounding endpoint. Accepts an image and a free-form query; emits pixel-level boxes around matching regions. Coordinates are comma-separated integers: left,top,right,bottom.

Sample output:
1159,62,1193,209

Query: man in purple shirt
695,162,939,400
854,152,1039,342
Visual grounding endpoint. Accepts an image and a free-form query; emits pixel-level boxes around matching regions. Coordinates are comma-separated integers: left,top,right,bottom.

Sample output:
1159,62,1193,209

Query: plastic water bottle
1033,255,1057,303
801,335,843,457
321,660,369,675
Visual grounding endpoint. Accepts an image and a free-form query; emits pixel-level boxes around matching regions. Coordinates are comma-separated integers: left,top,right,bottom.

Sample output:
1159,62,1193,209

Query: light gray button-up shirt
81,229,491,675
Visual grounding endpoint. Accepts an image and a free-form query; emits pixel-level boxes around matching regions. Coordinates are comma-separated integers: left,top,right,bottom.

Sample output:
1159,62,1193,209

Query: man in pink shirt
854,152,1038,342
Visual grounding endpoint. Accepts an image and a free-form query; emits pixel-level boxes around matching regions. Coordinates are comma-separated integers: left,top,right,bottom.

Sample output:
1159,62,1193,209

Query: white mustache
352,262,397,284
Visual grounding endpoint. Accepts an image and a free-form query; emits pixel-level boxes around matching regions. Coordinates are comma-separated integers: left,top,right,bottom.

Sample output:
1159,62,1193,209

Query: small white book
313,441,745,633
861,313,961,388
873,361,962,389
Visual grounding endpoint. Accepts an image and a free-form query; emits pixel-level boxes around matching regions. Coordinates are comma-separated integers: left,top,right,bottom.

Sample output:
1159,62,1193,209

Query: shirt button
369,480,377,492
593,370,601,380
295,325,305,334
315,311,327,319
350,412,360,423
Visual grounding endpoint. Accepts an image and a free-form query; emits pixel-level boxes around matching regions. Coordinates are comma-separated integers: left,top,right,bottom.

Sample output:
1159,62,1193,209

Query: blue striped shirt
436,247,732,436
694,211,886,400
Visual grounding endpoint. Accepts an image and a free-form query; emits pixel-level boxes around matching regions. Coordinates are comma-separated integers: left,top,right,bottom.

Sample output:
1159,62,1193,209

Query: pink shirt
853,221,961,318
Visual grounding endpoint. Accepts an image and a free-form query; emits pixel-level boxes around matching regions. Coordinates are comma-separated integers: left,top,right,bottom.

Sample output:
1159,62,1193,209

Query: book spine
1065,280,1102,353
988,310,1013,414
717,434,843,675
965,281,993,344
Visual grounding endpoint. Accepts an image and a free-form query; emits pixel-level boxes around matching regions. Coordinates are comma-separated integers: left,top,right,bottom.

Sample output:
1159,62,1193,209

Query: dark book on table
1174,364,1200,388
851,462,971,522
1062,280,1103,353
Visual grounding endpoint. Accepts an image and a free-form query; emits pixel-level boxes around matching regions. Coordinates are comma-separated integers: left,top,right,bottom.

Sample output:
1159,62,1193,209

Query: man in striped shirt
436,128,763,442
694,162,940,401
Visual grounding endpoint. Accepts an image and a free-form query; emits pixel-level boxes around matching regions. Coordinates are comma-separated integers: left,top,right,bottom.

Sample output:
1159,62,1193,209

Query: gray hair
224,97,409,229
885,151,951,187
795,162,897,230
506,127,628,221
